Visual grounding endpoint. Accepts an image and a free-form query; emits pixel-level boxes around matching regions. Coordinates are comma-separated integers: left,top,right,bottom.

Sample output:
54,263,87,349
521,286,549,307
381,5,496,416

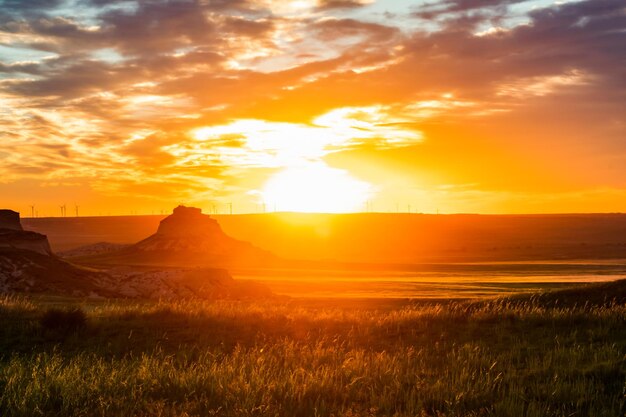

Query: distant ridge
24,212,626,264
82,206,276,267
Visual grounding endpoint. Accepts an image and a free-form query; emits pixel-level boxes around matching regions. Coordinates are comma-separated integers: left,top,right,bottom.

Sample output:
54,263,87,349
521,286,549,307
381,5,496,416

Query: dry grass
0,284,624,416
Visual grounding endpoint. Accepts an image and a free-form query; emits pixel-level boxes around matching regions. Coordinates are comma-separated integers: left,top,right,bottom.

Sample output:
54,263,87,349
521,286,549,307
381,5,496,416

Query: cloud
0,0,66,14
413,0,527,18
0,0,624,210
316,0,373,11
311,18,399,44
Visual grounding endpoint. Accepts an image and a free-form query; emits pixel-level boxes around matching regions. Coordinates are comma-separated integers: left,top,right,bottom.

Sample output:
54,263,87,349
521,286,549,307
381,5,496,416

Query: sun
261,162,372,213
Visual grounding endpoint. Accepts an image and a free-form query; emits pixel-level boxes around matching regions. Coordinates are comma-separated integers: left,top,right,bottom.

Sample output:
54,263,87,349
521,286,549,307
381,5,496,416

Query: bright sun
186,106,419,213
261,162,371,213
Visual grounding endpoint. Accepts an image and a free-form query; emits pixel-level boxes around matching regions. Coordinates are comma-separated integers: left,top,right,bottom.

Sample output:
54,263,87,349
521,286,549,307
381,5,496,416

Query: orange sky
1,0,625,216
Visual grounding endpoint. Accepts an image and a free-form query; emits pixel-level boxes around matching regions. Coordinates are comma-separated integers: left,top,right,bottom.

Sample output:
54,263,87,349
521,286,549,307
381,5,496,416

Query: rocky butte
0,209,52,256
0,210,22,230
115,205,275,267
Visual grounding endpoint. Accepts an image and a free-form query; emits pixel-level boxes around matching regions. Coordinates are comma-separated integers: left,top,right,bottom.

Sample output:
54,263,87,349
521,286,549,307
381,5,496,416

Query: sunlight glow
261,163,372,213
180,106,422,212
186,106,421,169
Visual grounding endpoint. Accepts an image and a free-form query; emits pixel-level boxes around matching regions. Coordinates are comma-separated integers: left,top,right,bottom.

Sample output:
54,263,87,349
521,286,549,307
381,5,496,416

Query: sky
0,0,624,216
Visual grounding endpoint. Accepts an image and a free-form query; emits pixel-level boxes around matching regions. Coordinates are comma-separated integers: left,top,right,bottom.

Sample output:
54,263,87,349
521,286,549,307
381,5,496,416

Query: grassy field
0,281,624,417
232,260,626,299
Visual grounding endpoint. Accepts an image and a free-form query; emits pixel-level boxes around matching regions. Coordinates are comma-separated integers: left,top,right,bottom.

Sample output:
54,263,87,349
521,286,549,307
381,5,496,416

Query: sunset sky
1,0,624,216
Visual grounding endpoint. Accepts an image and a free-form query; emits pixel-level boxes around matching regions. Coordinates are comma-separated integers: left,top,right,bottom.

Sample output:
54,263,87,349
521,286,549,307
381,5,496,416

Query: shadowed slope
0,210,116,297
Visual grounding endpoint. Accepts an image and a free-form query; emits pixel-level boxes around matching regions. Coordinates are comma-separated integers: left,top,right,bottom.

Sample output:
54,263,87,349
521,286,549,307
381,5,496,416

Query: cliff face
155,206,221,238
0,210,23,231
0,210,52,256
0,209,113,296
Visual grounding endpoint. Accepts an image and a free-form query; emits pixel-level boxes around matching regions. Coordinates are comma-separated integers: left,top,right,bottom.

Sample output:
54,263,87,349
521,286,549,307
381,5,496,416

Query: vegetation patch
0,282,624,416
39,307,87,334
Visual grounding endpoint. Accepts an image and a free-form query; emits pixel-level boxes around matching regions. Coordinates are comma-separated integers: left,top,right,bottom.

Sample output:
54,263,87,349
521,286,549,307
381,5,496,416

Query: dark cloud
0,61,41,73
5,60,136,98
83,0,251,9
96,1,220,55
413,0,527,20
0,0,276,57
316,0,370,11
2,0,622,119
312,18,399,43
222,16,274,37
0,0,66,14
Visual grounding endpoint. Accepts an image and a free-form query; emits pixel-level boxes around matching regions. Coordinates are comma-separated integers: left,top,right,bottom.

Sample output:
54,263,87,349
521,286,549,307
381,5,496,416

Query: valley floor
0,281,624,417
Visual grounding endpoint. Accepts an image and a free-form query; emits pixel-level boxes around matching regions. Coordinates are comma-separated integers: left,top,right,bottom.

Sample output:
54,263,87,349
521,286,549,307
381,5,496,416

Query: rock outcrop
0,210,23,231
0,210,52,256
103,206,275,267
156,206,208,237
106,266,272,299
0,250,118,297
0,209,116,296
0,207,274,299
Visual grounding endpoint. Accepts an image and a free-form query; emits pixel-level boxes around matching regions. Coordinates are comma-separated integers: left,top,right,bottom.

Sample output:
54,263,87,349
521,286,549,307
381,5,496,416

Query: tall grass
0,294,624,416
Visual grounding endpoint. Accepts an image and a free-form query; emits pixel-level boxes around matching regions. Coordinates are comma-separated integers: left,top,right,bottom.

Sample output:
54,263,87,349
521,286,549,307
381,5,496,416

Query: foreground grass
0,283,624,416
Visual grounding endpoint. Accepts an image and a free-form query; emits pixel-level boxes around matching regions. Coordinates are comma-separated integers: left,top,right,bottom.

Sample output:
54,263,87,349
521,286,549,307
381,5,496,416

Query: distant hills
77,205,276,267
24,212,626,264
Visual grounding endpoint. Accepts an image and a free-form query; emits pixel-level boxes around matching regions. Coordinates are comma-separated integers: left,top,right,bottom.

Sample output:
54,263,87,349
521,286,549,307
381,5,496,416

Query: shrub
39,307,87,333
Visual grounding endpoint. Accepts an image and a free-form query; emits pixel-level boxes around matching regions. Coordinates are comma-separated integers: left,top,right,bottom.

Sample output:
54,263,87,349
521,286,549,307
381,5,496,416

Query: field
234,261,626,299
0,280,624,417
